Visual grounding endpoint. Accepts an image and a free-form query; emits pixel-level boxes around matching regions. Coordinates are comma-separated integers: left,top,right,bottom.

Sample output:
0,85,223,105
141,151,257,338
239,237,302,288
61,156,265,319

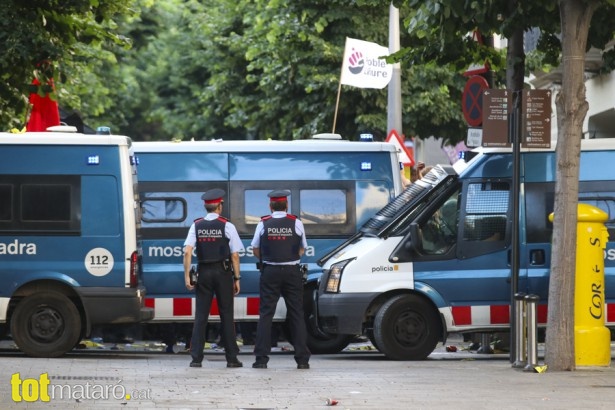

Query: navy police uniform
183,189,244,368
251,189,311,369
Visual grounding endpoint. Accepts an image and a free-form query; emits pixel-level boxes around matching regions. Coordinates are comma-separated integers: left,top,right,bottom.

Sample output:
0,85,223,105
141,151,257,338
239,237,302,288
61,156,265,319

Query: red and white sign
385,130,414,166
462,30,489,77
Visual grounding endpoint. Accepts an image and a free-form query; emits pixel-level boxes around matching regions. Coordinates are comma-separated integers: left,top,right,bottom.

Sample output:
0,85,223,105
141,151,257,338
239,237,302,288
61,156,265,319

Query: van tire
366,329,381,351
373,294,439,360
10,292,81,358
306,332,354,354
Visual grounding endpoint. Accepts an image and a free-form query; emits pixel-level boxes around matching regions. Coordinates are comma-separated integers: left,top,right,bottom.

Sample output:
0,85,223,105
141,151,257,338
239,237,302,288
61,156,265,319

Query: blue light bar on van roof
87,155,100,165
361,161,372,171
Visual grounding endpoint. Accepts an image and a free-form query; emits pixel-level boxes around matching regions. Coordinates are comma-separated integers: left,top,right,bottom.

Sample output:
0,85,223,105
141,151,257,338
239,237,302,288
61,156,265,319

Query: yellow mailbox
570,204,610,366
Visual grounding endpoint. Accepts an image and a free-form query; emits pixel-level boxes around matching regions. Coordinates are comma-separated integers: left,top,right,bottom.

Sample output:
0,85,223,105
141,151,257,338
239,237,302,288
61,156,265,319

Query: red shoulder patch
261,215,273,221
217,216,228,222
286,214,297,220
193,217,204,223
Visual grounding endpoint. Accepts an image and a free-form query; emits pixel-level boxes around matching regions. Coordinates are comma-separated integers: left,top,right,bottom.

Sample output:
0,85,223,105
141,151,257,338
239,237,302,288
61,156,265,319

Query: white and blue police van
0,129,153,357
317,138,615,360
133,136,403,353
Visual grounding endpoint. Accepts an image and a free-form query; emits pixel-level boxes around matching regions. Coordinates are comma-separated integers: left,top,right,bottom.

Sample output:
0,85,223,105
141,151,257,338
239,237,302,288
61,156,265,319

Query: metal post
509,90,522,363
512,292,526,368
477,333,493,354
523,294,540,372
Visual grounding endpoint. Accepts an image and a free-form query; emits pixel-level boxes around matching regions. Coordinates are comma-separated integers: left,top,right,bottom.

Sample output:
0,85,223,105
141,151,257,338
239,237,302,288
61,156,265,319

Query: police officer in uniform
184,189,243,368
251,189,311,369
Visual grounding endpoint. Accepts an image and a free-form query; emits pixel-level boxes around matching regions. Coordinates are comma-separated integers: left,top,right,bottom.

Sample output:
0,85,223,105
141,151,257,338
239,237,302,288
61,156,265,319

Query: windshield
360,165,456,236
317,164,459,266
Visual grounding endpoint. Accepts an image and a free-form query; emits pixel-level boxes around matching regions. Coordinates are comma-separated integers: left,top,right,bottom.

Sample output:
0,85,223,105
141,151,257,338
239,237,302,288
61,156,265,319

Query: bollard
512,292,527,368
573,204,611,366
523,294,540,372
477,333,493,354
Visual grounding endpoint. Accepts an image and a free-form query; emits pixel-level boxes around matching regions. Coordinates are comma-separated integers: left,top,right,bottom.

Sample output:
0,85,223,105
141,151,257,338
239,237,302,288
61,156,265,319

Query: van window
462,182,508,242
300,189,346,225
245,189,292,225
0,184,12,221
457,180,510,258
526,181,615,243
0,175,81,234
419,189,460,256
142,194,187,223
23,184,72,222
579,192,615,238
231,181,355,237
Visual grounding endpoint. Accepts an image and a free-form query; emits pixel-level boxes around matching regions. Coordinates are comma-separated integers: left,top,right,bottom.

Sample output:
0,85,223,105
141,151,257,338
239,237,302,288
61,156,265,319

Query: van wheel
373,294,439,360
306,331,354,354
10,292,81,358
366,329,381,351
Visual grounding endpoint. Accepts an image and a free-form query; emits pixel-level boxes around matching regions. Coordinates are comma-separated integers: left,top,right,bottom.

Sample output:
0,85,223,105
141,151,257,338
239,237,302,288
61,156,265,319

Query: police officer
184,189,243,368
251,189,311,369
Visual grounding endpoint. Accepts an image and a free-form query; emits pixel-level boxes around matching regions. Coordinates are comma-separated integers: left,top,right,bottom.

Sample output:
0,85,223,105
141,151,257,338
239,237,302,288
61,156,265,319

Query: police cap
268,189,291,202
201,188,225,205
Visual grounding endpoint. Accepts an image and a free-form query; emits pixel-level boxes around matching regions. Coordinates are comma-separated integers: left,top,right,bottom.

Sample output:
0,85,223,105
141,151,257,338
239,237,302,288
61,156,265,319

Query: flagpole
387,3,402,135
332,81,342,133
333,38,348,134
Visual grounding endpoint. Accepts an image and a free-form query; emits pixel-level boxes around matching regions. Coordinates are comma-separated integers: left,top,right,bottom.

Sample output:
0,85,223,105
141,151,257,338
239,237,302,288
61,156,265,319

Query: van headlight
325,258,354,293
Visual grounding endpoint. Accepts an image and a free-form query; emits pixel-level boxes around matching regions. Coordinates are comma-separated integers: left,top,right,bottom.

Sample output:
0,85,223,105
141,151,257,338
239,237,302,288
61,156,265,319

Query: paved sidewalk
1,337,615,409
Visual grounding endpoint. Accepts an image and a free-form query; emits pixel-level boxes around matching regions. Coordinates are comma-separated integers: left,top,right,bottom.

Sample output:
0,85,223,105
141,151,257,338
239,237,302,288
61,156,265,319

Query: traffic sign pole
509,90,522,364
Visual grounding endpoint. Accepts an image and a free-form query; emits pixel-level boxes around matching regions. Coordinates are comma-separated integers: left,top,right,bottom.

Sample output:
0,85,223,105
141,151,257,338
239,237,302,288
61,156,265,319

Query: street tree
381,0,615,370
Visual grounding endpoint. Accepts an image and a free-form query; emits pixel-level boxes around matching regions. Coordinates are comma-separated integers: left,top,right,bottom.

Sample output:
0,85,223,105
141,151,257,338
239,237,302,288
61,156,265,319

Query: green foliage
19,0,615,144
62,0,471,143
394,0,615,86
0,0,134,130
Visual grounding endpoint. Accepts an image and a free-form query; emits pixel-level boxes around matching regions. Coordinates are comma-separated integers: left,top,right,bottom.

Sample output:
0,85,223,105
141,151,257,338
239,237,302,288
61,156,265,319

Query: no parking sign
462,76,489,127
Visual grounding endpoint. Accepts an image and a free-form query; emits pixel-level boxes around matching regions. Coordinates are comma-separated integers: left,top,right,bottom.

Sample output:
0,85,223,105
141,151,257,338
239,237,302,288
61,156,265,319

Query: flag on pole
26,61,61,132
26,78,61,132
340,37,393,89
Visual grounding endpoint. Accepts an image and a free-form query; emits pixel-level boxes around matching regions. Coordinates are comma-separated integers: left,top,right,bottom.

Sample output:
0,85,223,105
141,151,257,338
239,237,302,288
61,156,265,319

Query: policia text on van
317,139,615,360
0,131,153,358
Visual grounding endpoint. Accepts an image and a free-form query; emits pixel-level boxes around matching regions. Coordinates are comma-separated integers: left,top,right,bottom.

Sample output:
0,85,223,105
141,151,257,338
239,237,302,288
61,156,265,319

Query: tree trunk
545,0,598,371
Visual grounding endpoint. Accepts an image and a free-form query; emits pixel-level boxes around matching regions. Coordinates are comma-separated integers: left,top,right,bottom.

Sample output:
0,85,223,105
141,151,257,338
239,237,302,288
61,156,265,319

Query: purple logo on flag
347,49,364,74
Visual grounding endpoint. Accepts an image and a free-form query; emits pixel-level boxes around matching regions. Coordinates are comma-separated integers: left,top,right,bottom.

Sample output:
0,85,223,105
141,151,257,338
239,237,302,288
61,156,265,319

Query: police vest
194,217,231,263
259,214,301,263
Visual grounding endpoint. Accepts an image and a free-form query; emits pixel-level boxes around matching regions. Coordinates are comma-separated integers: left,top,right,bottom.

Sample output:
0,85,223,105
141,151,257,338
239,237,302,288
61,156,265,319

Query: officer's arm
183,245,194,287
230,252,240,277
253,247,261,259
230,252,241,295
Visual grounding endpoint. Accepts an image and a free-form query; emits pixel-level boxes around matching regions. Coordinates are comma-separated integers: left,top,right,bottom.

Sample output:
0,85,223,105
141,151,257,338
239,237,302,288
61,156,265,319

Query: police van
0,130,153,357
133,136,403,353
317,138,615,360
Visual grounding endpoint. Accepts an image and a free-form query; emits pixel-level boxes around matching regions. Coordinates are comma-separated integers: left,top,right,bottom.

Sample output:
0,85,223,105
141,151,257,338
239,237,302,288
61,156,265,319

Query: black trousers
190,263,239,363
254,264,311,364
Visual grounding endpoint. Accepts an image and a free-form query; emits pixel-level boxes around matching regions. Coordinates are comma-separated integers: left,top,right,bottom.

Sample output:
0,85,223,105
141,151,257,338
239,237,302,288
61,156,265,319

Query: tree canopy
2,0,468,143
